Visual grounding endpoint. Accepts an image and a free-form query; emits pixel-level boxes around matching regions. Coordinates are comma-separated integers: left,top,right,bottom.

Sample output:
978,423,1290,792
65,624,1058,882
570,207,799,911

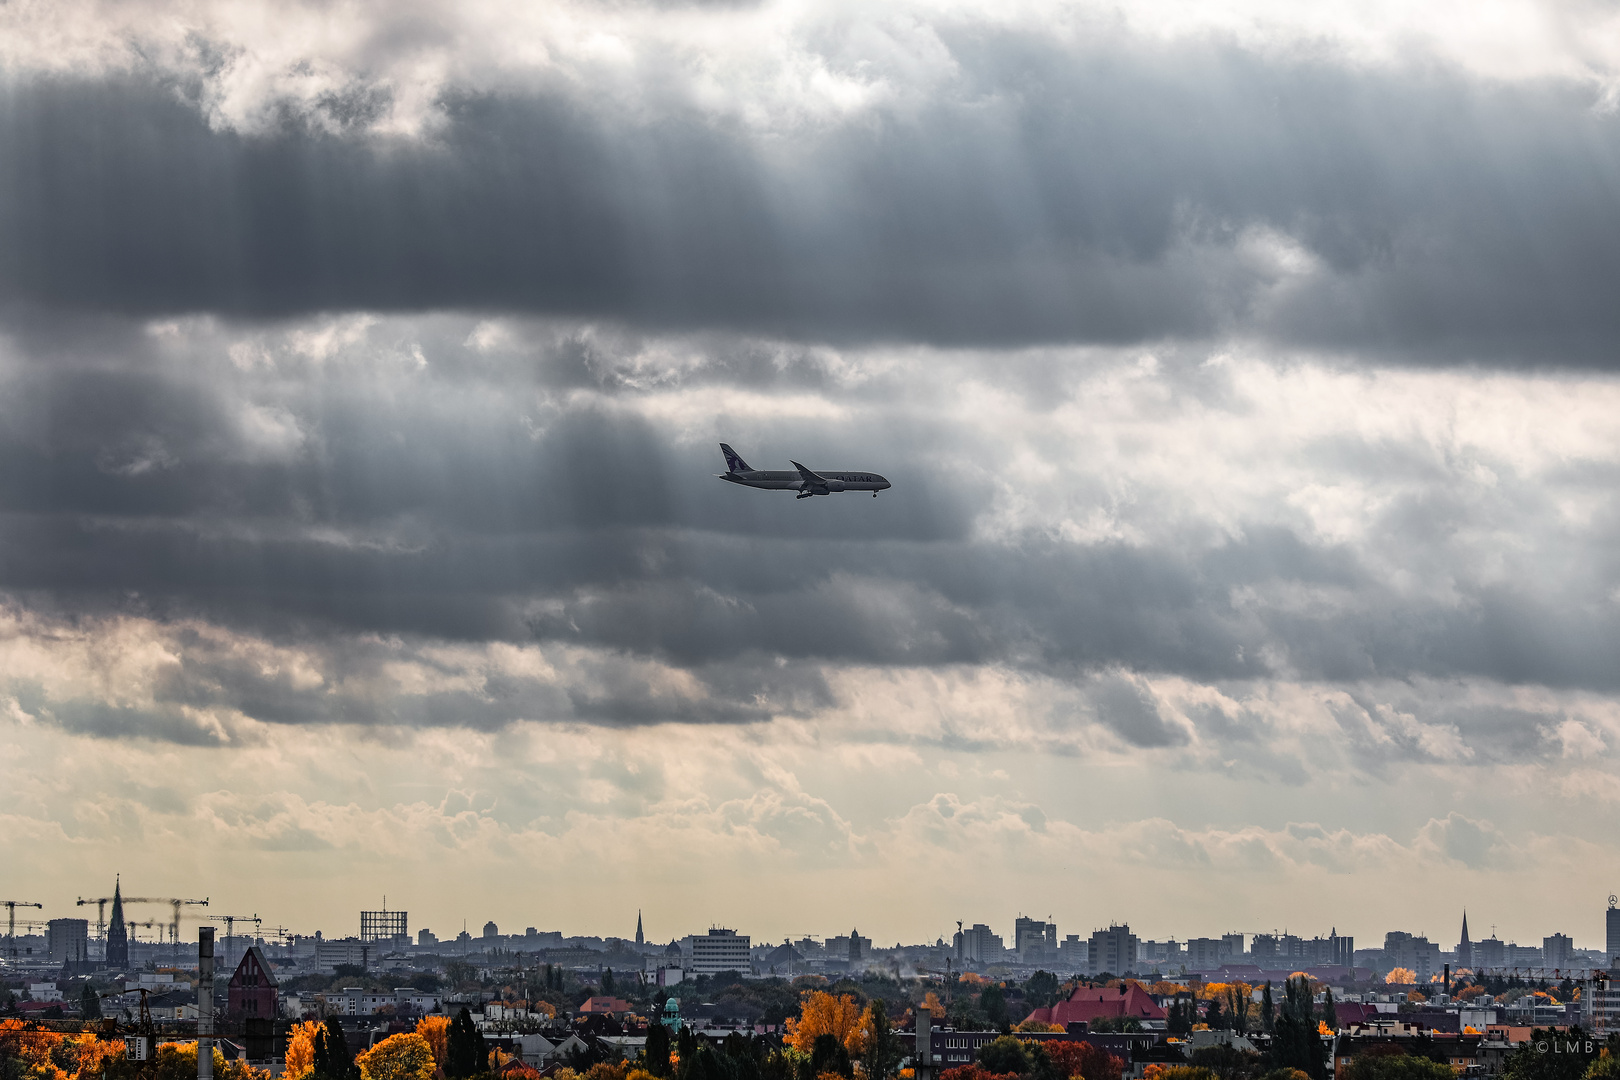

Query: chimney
198,927,214,1080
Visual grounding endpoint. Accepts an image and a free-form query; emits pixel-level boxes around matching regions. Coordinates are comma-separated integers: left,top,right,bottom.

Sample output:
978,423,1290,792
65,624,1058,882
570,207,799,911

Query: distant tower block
360,907,408,944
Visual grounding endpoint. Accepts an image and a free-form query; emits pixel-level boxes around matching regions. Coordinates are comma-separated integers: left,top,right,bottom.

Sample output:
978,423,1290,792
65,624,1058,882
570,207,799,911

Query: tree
1189,1045,1262,1080
643,1022,672,1078
980,986,1008,1032
809,1034,853,1079
603,970,616,994
1341,1055,1456,1080
286,1020,324,1080
1205,995,1224,1031
786,993,866,1056
1025,973,1060,1010
1268,978,1324,1080
1262,984,1274,1035
1384,970,1416,987
1041,1040,1124,1080
977,1037,1031,1075
356,1034,437,1080
446,1007,489,1080
861,999,903,1080
315,1020,359,1080
416,1017,451,1072
1503,1028,1602,1080
1586,1056,1620,1080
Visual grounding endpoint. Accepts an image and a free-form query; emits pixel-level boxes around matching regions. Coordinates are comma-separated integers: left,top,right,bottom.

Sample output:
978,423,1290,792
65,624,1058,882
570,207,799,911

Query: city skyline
4,0,1620,935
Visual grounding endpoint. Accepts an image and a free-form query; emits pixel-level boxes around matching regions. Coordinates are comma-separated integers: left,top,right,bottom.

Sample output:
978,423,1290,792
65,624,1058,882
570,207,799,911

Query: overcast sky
3,0,1620,952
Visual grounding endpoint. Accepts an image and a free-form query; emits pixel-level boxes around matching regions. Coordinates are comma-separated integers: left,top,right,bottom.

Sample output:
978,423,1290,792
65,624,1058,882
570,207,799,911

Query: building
956,924,1005,964
1476,936,1506,969
1458,913,1473,970
1056,935,1087,970
847,929,864,964
1607,897,1619,967
1543,934,1575,971
1384,932,1441,982
483,921,500,940
636,912,644,949
106,879,129,968
685,928,750,975
1013,918,1058,966
47,919,89,967
360,909,408,945
418,929,439,947
1087,924,1139,977
226,946,279,1019
1022,983,1167,1027
313,939,371,973
1185,937,1231,971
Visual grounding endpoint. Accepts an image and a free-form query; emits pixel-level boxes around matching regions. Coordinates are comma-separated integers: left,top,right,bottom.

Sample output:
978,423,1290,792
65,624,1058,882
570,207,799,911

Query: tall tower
1606,895,1618,967
636,910,644,949
1457,911,1473,970
106,877,129,967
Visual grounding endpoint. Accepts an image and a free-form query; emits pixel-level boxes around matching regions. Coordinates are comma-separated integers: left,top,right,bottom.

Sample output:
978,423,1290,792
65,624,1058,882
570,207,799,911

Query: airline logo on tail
720,443,752,474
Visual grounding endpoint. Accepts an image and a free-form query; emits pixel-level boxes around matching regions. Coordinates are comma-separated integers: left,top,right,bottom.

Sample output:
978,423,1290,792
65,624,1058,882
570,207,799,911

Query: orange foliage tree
355,1033,437,1080
1385,969,1417,986
1041,1039,1125,1080
285,1021,325,1080
415,1017,451,1070
786,992,867,1055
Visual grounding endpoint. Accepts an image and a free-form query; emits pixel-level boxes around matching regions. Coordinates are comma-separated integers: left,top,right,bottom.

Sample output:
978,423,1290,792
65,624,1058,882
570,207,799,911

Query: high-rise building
46,919,88,967
684,928,750,974
360,909,408,944
1457,913,1473,970
1607,896,1619,966
955,923,1004,964
106,878,129,968
847,928,863,963
1014,917,1057,965
1087,924,1138,976
1543,933,1575,971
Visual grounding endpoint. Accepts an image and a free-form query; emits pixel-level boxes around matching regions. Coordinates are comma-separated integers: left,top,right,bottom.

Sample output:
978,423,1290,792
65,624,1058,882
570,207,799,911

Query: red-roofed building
227,946,279,1019
1022,984,1166,1028
578,996,635,1016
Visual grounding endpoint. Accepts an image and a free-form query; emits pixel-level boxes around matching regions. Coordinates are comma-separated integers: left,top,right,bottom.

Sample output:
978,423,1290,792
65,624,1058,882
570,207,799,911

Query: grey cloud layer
3,34,1620,358
2,314,1619,754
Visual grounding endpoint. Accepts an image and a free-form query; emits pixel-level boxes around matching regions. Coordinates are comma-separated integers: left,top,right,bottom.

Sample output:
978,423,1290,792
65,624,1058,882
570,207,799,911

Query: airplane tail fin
720,443,752,474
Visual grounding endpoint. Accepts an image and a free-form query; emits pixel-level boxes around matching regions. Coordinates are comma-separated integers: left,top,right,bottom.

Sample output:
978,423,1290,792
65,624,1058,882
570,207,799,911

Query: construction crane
3,901,43,960
77,895,208,948
207,914,261,969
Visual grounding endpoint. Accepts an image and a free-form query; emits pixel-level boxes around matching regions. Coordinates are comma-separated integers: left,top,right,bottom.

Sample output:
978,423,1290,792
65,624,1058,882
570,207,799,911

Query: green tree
80,985,103,1019
1267,978,1324,1080
445,1007,488,1079
1189,1045,1262,1080
862,999,903,1080
1503,1028,1603,1080
1261,983,1275,1035
644,1021,672,1078
1024,973,1060,1010
980,986,1008,1032
1585,1055,1620,1080
315,1019,359,1080
603,970,616,994
1341,1054,1456,1080
809,1034,852,1080
1205,995,1224,1031
977,1037,1031,1075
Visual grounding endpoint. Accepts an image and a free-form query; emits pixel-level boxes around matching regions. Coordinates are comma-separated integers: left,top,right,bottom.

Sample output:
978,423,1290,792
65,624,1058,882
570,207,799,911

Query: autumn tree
1041,1039,1124,1080
357,1035,437,1080
1384,970,1416,987
285,1021,324,1080
786,993,866,1056
416,1017,451,1072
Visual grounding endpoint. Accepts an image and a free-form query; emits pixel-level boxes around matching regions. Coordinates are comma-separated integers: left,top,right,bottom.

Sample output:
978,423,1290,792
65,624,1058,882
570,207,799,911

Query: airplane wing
790,461,828,485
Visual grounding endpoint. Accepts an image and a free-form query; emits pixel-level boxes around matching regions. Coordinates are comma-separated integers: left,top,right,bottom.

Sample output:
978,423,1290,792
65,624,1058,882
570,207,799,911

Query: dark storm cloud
3,34,1620,359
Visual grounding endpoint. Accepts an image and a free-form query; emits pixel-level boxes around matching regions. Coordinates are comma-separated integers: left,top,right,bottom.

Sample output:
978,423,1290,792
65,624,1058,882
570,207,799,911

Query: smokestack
198,927,214,1080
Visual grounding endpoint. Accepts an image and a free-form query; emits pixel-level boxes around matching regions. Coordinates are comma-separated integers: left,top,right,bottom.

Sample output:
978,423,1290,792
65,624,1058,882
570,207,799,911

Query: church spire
106,875,129,968
635,910,644,948
1457,910,1473,970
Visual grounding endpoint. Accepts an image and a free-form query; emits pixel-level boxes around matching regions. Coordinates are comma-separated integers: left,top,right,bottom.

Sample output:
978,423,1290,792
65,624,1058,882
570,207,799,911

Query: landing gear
796,492,814,500
873,492,878,497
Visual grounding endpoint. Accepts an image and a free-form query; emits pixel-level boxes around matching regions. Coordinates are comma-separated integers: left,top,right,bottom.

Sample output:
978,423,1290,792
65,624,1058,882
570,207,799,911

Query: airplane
717,443,891,499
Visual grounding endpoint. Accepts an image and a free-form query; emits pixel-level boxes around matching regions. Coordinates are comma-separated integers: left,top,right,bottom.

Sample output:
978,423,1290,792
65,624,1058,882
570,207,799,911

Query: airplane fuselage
719,469,892,493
